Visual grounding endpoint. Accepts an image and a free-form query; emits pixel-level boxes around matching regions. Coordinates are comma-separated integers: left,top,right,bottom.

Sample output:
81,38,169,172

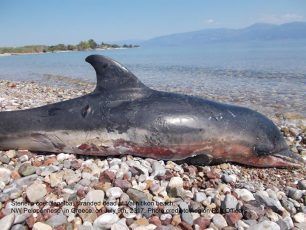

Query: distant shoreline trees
0,39,139,54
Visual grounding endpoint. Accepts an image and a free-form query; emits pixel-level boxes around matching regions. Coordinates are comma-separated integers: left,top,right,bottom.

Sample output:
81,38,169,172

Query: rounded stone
93,213,119,229
84,190,105,205
168,177,183,188
234,189,255,202
45,213,68,228
0,213,15,230
56,153,70,162
225,212,242,226
49,172,63,187
33,222,52,230
194,217,210,229
114,179,132,190
11,224,28,230
18,163,36,176
293,212,305,223
106,187,123,199
151,161,166,177
195,192,207,202
6,150,17,159
111,218,129,230
297,180,306,190
287,187,303,201
19,155,29,162
0,155,10,164
249,220,280,230
169,215,180,226
212,214,228,229
26,182,47,202
221,194,238,211
236,220,250,229
222,174,237,183
0,167,11,185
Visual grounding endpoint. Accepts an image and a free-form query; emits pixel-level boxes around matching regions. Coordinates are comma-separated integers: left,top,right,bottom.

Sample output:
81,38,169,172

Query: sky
0,0,306,46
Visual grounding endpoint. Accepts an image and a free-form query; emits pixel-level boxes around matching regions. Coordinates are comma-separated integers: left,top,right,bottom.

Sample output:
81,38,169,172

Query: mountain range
143,22,306,46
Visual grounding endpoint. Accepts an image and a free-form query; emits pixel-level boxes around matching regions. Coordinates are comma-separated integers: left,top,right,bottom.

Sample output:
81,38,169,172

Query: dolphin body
0,55,304,167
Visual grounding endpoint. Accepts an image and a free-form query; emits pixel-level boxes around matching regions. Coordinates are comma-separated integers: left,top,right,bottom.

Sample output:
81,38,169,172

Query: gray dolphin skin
0,54,304,168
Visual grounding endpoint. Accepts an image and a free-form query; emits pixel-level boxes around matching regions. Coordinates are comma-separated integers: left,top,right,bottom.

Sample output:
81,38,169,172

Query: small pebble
18,163,36,176
0,168,11,185
33,222,52,230
106,187,123,199
0,213,15,230
297,180,306,190
168,176,184,188
249,220,280,230
293,212,305,223
26,182,47,202
212,214,228,229
93,213,119,229
234,188,255,202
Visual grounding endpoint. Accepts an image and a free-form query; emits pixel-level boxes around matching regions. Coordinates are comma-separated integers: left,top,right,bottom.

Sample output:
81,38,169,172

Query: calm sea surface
0,41,306,117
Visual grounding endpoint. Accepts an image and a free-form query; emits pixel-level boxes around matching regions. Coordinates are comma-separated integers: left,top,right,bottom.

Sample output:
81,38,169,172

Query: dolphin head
252,122,304,168
230,108,305,168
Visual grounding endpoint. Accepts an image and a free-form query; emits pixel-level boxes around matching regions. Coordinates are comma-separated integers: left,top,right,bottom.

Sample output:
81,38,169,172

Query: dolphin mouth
271,149,305,168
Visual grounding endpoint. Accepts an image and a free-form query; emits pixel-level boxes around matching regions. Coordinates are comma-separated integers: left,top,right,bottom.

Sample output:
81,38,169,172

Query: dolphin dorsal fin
85,55,149,93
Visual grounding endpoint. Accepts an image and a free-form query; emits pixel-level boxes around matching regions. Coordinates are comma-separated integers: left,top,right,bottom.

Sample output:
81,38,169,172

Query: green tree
54,44,67,50
88,39,98,49
48,46,56,52
67,45,75,50
110,44,120,48
77,41,90,50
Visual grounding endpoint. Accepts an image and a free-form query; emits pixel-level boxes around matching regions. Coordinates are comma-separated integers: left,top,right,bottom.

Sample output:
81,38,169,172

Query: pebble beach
0,79,305,230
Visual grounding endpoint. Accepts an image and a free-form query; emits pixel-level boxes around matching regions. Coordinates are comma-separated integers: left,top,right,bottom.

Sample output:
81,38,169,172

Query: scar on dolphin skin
0,54,304,168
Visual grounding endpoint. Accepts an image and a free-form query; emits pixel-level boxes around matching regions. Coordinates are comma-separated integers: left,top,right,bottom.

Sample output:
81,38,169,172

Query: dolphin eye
81,105,90,118
255,143,274,155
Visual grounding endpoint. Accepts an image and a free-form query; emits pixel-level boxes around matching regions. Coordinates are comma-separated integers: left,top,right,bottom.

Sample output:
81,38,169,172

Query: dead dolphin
0,54,304,168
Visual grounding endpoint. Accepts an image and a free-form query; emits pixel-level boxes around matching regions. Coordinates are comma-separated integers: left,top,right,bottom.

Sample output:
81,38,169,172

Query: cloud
204,19,215,25
260,13,304,24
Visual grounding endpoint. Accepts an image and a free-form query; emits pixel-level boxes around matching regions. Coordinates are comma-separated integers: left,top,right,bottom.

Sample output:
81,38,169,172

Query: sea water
0,40,305,117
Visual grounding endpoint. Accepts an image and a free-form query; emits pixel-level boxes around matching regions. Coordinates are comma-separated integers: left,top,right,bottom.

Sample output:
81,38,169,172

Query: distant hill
143,22,306,46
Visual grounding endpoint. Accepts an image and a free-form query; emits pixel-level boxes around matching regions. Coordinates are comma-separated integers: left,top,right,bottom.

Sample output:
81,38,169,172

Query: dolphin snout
271,149,305,168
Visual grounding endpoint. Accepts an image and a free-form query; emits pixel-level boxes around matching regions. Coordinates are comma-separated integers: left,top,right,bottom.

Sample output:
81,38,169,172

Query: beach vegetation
0,39,139,54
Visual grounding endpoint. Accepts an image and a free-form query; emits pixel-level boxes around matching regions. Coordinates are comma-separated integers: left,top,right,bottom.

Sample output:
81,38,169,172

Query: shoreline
0,79,305,229
0,47,132,57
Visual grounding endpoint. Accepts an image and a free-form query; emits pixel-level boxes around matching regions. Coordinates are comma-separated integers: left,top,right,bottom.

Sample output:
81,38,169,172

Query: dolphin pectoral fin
85,55,150,93
175,153,214,166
